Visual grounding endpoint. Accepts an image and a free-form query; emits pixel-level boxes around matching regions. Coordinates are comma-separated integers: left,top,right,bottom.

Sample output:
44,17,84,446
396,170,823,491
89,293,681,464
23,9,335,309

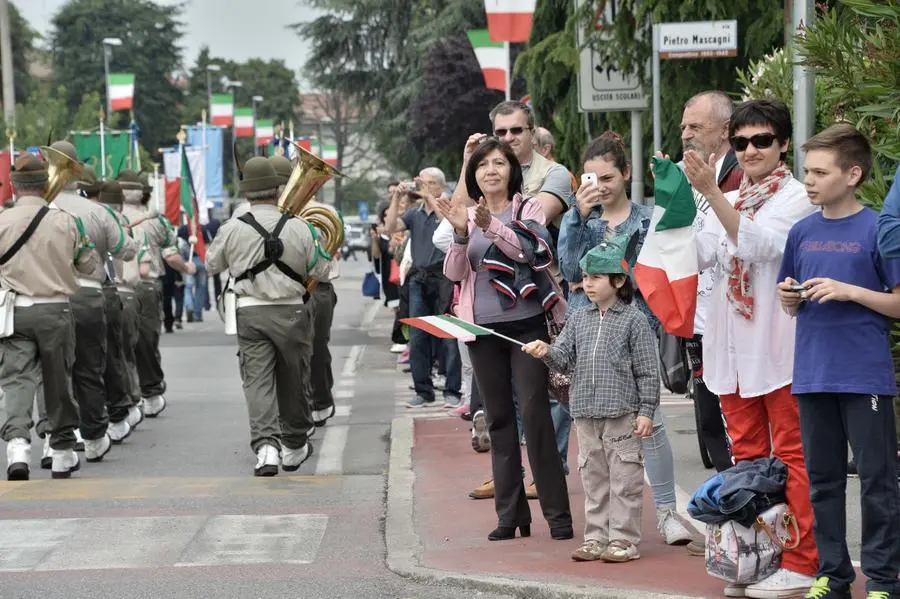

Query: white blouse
696,177,816,398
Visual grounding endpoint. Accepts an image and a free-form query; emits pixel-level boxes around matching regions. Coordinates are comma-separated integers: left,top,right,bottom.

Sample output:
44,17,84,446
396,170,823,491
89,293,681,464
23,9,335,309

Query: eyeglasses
730,133,778,152
493,127,531,137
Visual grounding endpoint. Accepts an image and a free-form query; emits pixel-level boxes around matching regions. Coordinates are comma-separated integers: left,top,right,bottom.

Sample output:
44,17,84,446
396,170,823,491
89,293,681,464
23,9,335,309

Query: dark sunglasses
493,126,531,137
730,133,779,152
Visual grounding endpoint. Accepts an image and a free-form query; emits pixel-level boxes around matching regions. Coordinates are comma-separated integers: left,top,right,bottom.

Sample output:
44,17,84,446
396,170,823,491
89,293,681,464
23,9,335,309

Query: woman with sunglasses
439,136,573,542
683,99,819,598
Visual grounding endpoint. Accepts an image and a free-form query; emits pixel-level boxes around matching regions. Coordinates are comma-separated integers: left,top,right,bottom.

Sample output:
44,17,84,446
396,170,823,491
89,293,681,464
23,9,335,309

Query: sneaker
406,395,434,408
84,434,111,462
433,374,446,391
865,592,896,599
443,395,462,409
725,583,749,598
471,410,490,453
281,443,313,472
74,428,85,452
686,539,706,556
5,438,30,481
656,506,697,545
41,436,52,470
143,395,167,417
125,405,144,430
312,405,335,427
745,568,816,599
107,419,132,444
600,539,640,563
469,479,494,499
571,539,606,561
397,350,410,365
389,343,407,353
804,577,851,599
51,449,80,479
254,444,280,477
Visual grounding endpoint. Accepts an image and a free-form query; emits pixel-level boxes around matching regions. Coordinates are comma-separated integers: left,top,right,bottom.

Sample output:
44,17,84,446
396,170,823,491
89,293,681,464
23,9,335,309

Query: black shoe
165,327,173,333
488,524,530,541
175,321,183,330
186,311,194,323
550,525,574,540
6,462,28,481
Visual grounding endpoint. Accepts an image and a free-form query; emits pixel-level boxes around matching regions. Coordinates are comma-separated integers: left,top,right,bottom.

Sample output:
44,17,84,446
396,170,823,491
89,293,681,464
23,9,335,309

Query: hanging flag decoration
321,142,338,166
108,73,135,111
633,158,699,338
210,94,234,127
484,0,536,42
234,107,254,138
467,30,507,93
255,119,275,146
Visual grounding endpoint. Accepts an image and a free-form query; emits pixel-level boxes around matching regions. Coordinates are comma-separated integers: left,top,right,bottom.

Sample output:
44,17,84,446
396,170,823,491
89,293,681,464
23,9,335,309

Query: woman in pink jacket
439,136,572,542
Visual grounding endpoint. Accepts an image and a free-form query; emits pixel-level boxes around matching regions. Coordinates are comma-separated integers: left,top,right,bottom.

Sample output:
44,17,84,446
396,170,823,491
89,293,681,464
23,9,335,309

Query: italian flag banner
108,73,135,111
321,142,337,166
234,107,254,138
633,158,698,338
401,315,523,346
163,147,206,260
210,93,234,127
255,119,275,146
484,0,536,42
467,30,507,93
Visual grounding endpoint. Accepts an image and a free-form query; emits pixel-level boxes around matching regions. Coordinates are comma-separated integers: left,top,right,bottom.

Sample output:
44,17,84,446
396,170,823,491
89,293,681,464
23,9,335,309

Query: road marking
337,379,354,388
335,389,354,400
334,405,351,418
341,345,364,378
315,424,350,476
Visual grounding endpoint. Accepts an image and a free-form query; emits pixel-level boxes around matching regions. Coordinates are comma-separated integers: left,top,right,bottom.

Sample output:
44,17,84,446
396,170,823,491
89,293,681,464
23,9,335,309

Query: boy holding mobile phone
776,124,900,599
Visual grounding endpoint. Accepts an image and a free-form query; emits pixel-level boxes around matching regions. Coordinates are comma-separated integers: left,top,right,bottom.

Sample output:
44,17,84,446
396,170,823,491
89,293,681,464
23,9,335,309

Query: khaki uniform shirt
207,203,331,301
122,202,178,280
0,195,98,297
106,207,151,288
231,200,251,219
53,190,138,283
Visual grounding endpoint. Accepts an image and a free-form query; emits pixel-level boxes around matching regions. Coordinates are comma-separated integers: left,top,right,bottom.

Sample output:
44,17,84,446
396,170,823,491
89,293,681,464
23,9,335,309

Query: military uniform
1,155,98,480
206,157,330,476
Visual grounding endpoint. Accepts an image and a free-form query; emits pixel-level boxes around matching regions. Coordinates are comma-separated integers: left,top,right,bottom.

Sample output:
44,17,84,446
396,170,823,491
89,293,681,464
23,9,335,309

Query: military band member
118,169,195,418
1,155,98,480
206,157,330,476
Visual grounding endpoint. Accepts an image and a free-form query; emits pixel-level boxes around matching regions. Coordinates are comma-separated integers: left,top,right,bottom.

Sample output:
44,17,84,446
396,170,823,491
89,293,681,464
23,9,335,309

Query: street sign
358,200,369,221
25,146,41,156
658,20,738,60
576,0,649,113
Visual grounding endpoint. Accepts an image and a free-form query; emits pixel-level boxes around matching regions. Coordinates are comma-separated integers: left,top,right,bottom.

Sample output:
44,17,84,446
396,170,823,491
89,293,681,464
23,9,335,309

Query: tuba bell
40,144,87,203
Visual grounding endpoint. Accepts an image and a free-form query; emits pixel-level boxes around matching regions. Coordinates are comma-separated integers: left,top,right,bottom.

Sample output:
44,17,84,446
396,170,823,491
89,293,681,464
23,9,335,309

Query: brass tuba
40,144,87,203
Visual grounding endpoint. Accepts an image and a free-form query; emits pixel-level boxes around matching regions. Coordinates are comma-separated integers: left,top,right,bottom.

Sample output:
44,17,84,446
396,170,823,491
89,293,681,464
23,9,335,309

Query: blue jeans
408,278,461,401
550,398,571,475
183,256,208,320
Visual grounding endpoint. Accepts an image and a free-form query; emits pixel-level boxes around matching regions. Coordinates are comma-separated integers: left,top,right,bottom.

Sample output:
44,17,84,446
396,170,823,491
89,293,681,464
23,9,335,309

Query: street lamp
252,95,263,156
226,80,243,197
205,63,221,112
102,37,123,116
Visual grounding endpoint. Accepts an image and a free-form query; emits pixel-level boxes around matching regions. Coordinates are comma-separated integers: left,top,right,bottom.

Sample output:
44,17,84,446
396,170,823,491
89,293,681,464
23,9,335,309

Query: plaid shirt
544,299,660,420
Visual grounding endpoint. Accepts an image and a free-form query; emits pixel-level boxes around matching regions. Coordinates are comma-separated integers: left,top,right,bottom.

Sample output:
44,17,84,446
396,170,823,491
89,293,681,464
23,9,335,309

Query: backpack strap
234,213,306,285
1,206,50,265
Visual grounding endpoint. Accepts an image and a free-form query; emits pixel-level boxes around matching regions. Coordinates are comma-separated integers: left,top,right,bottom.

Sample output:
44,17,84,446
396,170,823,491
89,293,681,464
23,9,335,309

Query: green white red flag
164,147,206,260
108,73,135,111
234,107,254,138
484,0,536,42
467,30,507,93
633,158,698,338
255,119,274,146
401,315,494,342
210,94,234,127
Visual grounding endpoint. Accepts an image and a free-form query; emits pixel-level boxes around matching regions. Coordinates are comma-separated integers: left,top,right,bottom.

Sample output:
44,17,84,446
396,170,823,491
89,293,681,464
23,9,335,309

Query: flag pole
177,128,195,262
483,326,524,347
7,127,15,203
503,41,511,101
152,161,160,214
99,107,107,179
127,110,134,169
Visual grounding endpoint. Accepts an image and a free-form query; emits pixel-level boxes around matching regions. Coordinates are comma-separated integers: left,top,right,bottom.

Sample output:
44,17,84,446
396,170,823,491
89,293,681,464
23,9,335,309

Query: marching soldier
269,155,338,428
206,157,330,476
118,170,195,418
0,154,97,480
50,143,140,460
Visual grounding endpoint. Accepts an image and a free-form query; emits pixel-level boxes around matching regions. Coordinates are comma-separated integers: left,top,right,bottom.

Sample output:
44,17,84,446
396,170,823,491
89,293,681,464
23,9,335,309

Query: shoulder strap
238,212,270,238
234,212,306,285
1,206,50,265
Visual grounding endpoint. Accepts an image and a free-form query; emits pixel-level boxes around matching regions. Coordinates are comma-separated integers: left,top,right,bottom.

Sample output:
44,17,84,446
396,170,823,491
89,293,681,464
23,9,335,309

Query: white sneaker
312,405,335,427
6,438,30,481
41,436,52,470
125,405,144,429
143,395,167,417
74,428,85,452
107,419,132,444
84,434,111,462
656,506,698,545
254,444,280,477
389,343,407,353
599,539,640,563
724,583,749,597
281,443,313,472
51,449,80,479
745,568,816,599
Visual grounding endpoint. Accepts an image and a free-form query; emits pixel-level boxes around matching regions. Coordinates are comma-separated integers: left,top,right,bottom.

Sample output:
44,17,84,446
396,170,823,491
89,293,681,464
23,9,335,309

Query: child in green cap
522,238,660,563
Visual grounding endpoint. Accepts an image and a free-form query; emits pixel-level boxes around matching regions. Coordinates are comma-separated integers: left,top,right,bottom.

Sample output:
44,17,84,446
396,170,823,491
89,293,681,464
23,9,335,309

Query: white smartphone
581,172,597,186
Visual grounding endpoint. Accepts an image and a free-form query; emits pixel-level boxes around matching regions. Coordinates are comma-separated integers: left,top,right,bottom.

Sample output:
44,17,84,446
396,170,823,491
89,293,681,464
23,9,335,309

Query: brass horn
40,145,86,203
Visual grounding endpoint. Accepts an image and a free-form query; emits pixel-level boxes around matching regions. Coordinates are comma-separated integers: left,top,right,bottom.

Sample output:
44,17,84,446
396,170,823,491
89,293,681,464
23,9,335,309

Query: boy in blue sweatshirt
777,124,900,599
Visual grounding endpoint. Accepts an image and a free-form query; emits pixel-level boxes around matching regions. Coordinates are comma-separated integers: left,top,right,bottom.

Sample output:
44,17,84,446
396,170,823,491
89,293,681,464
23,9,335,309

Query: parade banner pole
7,127,14,203
99,108,107,179
201,108,208,220
178,128,195,263
127,110,134,169
503,41,511,101
152,161,161,214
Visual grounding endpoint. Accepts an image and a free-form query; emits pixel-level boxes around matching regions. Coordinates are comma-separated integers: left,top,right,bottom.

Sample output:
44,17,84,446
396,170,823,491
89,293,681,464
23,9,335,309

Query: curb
385,416,706,599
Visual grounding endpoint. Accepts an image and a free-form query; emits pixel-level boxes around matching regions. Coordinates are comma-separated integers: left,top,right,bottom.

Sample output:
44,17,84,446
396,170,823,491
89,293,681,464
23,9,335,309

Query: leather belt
235,296,304,309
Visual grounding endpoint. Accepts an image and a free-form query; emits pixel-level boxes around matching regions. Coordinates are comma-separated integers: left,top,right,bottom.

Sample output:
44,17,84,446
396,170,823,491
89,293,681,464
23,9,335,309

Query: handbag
362,271,381,298
545,314,571,403
389,259,401,286
659,331,689,394
705,503,800,585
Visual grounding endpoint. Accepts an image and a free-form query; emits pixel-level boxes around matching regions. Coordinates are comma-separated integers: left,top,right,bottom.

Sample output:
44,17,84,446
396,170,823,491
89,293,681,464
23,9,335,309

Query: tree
50,0,184,153
8,86,71,148
70,91,105,131
1,3,38,104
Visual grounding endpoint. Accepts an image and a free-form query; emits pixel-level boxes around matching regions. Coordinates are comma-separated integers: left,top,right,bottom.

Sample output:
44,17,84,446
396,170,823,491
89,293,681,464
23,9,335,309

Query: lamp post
102,37,123,116
252,95,264,156
205,64,220,114
226,80,243,198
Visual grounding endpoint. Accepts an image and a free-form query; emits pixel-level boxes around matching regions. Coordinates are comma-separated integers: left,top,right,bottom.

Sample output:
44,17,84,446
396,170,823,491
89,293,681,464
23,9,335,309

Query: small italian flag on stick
401,315,523,346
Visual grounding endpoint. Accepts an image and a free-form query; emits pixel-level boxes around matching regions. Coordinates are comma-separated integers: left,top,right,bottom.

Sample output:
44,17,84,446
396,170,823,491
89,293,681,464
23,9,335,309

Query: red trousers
719,385,819,576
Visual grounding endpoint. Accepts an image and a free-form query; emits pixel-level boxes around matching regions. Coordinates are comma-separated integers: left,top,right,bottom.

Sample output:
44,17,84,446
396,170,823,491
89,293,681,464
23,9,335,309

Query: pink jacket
443,194,567,327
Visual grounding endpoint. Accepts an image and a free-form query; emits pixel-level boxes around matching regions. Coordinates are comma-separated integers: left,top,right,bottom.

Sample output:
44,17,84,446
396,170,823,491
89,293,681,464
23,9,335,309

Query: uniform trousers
118,289,141,406
0,304,78,450
308,282,337,413
70,287,109,440
103,286,135,423
236,304,314,452
134,280,166,398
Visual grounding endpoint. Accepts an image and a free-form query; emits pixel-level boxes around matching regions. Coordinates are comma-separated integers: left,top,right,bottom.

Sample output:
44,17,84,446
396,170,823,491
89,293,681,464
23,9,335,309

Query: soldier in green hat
206,156,331,476
0,154,97,480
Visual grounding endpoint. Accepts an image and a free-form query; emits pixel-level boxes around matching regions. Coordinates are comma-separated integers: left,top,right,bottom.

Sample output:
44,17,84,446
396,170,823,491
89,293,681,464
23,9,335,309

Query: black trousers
309,282,336,412
686,335,732,471
798,393,900,594
103,287,134,424
467,317,571,530
71,287,109,440
161,269,184,331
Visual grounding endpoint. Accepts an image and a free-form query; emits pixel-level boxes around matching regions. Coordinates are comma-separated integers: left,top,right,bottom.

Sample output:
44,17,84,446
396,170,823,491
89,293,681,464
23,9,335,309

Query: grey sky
12,0,322,82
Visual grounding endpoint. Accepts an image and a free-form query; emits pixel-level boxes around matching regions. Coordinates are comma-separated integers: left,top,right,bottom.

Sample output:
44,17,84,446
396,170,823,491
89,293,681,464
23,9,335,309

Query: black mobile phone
789,284,807,293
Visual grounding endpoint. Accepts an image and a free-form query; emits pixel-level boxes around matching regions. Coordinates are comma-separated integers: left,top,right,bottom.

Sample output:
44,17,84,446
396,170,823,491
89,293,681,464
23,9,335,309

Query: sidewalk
387,414,872,598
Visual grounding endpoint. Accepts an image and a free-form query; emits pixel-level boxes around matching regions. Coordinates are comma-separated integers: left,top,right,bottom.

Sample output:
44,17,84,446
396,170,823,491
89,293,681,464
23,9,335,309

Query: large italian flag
633,158,698,339
210,93,234,127
108,73,135,111
484,0,536,42
255,119,274,146
164,147,206,260
467,30,507,93
234,107,254,138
